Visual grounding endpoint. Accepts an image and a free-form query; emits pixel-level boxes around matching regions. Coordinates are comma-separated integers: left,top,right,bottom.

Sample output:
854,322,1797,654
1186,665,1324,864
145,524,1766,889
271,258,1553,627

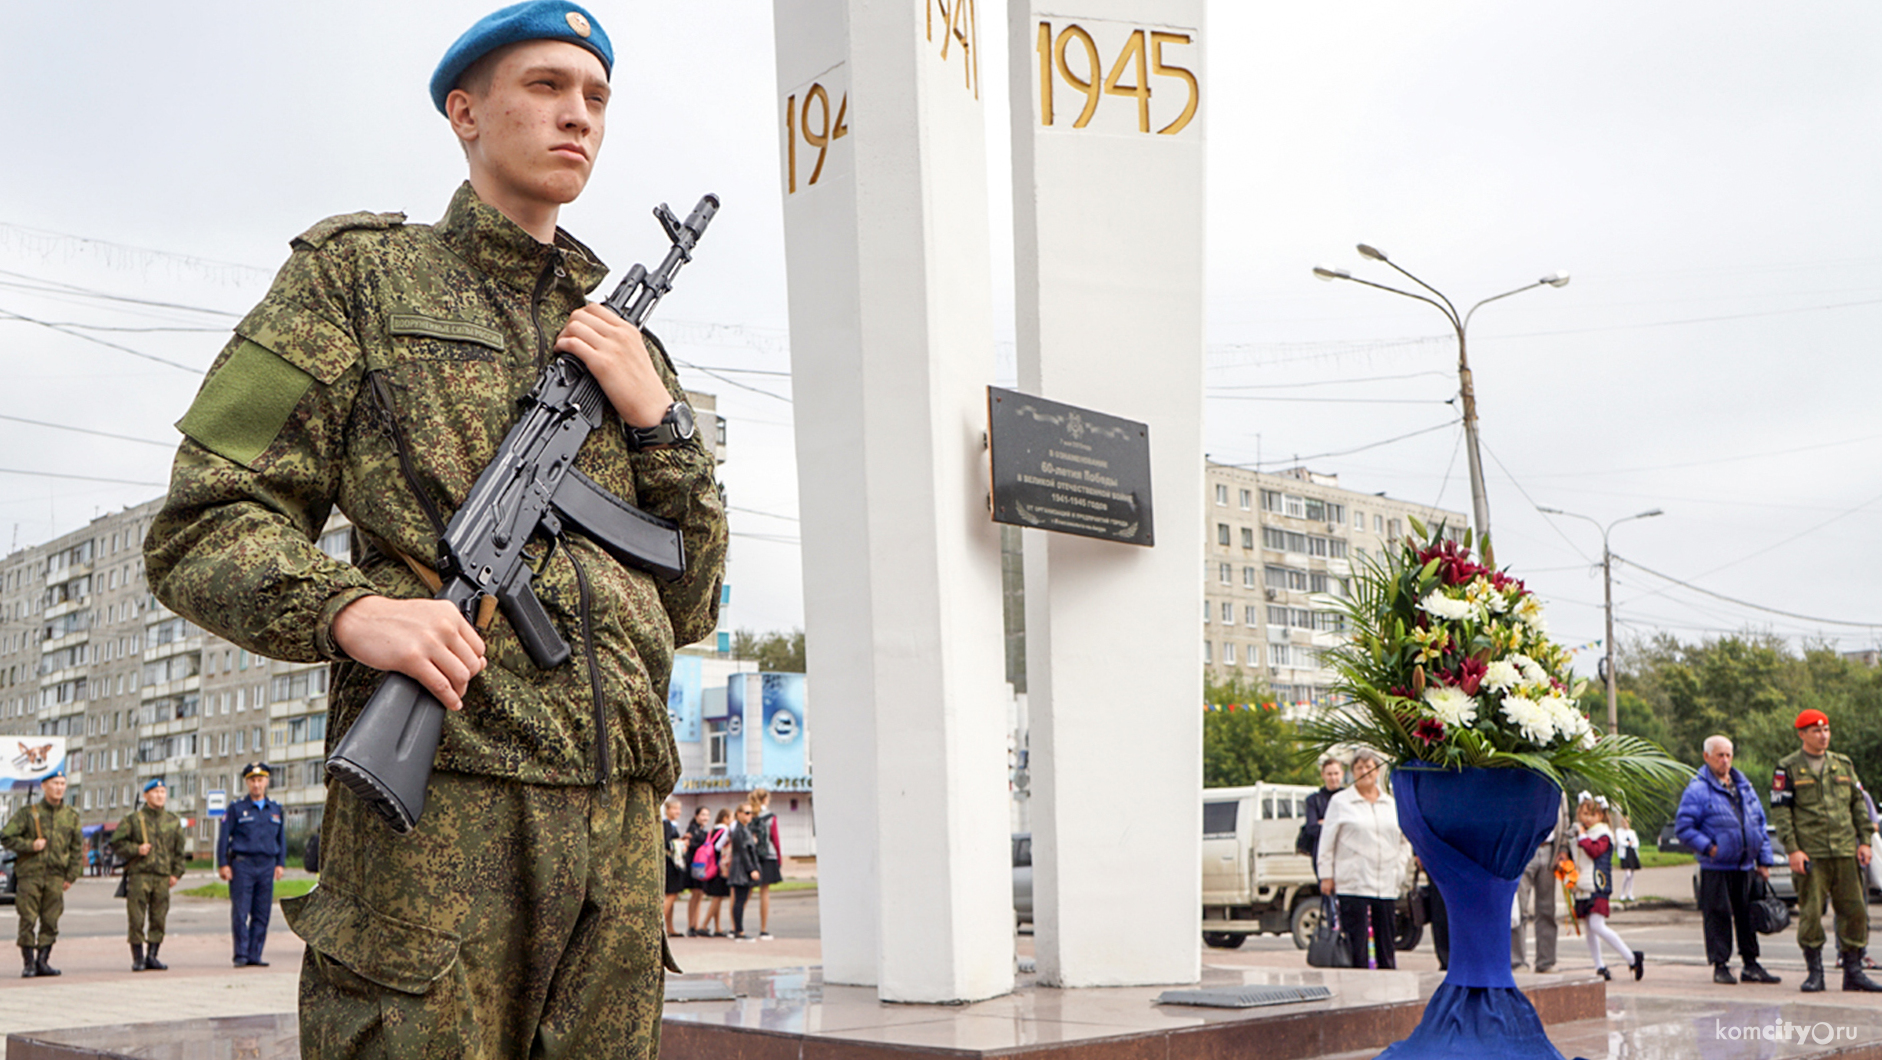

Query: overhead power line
0,413,172,447
1215,418,1458,471
1615,555,1882,629
0,306,201,373
0,467,164,486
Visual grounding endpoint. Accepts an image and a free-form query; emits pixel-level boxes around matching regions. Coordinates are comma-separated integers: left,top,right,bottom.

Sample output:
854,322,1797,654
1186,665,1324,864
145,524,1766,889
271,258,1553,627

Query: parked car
1201,783,1418,952
1656,822,1694,856
0,849,14,905
1012,833,1032,927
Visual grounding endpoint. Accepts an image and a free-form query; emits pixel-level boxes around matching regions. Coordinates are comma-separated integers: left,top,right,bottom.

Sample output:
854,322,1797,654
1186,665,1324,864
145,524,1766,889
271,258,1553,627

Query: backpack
690,827,721,881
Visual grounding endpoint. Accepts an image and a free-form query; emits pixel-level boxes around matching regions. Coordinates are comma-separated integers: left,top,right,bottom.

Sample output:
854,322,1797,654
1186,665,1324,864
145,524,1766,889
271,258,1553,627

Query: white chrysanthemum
1516,594,1544,621
1423,685,1479,729
1524,610,1550,638
1419,590,1475,622
1518,656,1549,686
1501,695,1554,744
1540,694,1586,740
1484,659,1522,693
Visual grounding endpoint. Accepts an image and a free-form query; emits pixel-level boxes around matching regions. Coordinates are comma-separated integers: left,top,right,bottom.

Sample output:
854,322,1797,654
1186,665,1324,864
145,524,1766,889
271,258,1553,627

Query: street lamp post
1314,248,1568,553
1536,506,1664,735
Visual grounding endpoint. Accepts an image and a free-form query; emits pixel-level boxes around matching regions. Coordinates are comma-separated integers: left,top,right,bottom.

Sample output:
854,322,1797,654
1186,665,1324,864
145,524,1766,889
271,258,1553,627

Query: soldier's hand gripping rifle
327,194,721,835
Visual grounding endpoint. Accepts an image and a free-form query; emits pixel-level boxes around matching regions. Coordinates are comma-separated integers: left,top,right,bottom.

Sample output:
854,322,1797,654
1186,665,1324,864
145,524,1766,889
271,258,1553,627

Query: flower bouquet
1305,519,1684,799
1303,521,1684,1060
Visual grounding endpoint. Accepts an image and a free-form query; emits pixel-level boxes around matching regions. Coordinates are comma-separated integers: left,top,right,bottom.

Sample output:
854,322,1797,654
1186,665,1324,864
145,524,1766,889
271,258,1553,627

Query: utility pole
1539,506,1663,734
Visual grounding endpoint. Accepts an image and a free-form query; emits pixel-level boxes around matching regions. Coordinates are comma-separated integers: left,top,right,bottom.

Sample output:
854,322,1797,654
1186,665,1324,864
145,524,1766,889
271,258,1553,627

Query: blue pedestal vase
1378,764,1566,1060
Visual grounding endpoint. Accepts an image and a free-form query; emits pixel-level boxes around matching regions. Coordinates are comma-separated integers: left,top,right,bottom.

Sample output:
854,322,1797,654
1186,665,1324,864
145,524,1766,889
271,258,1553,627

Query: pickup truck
1201,783,1419,951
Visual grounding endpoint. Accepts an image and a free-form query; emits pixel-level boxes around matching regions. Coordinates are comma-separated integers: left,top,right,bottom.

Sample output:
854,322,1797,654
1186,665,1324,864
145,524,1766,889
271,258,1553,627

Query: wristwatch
627,401,697,450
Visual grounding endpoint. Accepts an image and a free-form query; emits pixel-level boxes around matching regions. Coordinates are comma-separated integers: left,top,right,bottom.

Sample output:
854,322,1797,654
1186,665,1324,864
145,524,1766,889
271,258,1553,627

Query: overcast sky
3,2,1879,672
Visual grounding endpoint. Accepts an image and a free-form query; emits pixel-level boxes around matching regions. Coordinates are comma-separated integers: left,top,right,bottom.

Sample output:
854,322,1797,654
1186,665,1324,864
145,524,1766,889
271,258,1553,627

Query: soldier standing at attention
218,763,286,967
143,2,727,1056
0,769,82,978
111,778,186,972
1770,709,1882,992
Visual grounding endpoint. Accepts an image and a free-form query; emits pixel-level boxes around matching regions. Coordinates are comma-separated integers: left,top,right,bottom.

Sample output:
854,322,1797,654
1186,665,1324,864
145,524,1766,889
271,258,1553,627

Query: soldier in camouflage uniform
110,778,186,972
1770,709,1882,993
0,770,82,977
143,3,725,1056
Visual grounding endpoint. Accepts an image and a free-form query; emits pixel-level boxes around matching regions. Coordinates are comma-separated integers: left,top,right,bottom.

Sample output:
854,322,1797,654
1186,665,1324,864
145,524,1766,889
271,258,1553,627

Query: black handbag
1306,896,1354,968
1750,874,1790,935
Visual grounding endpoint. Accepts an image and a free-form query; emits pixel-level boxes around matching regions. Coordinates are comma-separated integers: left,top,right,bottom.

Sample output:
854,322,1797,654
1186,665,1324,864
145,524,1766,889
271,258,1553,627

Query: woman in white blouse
1317,749,1412,968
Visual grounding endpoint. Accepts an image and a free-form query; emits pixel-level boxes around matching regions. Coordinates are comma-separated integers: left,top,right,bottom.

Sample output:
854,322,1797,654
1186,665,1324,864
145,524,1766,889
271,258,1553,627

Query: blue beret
430,1,614,115
43,766,63,780
143,778,166,793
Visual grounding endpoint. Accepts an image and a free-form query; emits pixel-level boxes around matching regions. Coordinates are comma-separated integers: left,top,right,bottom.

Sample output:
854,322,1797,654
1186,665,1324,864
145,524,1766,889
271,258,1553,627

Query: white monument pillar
774,0,1015,1003
1008,2,1207,987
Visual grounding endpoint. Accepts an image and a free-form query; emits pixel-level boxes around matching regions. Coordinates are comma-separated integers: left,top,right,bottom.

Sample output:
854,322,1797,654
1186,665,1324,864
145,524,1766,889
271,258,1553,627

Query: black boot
131,943,146,972
1713,963,1736,984
1740,959,1781,984
19,946,34,979
1802,947,1825,992
144,943,167,971
34,946,59,977
1842,949,1882,992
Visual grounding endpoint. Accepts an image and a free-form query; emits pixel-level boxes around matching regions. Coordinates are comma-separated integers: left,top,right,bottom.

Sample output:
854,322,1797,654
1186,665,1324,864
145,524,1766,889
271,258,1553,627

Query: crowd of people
1296,706,1882,994
661,788,785,942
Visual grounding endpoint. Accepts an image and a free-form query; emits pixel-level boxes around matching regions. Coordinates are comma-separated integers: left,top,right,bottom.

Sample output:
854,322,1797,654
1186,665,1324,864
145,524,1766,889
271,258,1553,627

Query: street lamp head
1542,271,1571,288
1313,265,1351,281
1636,508,1664,519
1536,506,1565,515
1356,244,1388,262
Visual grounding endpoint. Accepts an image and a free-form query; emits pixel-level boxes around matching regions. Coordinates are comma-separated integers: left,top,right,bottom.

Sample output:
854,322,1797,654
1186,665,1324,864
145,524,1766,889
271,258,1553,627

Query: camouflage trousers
283,772,668,1060
1796,855,1869,953
15,875,64,948
126,873,171,946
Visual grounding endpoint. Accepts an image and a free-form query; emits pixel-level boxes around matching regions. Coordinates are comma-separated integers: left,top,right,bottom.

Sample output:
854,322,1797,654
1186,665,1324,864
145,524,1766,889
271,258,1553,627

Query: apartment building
1203,462,1467,709
0,390,727,857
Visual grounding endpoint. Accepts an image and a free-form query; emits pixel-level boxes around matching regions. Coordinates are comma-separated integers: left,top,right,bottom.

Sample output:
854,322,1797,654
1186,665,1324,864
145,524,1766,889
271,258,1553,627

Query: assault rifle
327,194,721,834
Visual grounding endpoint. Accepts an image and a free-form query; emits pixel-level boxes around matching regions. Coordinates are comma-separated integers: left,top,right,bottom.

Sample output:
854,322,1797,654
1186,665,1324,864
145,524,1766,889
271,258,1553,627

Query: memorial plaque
988,387,1153,546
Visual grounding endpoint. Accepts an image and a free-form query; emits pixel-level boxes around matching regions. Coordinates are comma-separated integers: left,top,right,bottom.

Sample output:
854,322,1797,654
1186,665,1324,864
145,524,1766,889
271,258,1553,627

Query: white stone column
774,0,1015,1003
1008,1,1207,988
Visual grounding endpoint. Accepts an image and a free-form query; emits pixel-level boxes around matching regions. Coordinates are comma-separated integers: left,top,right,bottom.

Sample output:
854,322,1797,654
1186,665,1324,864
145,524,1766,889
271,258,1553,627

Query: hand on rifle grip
331,595,486,710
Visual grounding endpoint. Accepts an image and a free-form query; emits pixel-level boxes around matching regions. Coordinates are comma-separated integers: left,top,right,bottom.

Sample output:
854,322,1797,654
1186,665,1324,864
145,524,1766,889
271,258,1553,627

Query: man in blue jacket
1675,735,1781,985
217,763,286,967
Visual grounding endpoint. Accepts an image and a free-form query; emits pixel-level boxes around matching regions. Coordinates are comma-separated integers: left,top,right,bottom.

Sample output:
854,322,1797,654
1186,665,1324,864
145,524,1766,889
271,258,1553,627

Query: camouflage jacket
109,805,186,877
1771,749,1871,859
145,183,727,791
0,800,83,882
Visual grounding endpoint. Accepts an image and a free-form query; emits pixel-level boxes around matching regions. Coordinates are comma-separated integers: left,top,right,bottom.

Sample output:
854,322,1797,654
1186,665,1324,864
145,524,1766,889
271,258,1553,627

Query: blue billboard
760,673,807,777
666,655,703,743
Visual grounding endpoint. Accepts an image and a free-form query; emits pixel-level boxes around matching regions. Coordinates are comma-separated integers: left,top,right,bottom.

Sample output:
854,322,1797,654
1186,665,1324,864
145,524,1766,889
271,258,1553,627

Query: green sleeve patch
176,340,316,468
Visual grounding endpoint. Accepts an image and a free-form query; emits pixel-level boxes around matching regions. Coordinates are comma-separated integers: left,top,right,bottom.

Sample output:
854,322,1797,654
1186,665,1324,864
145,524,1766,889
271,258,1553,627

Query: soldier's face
246,775,269,799
41,776,65,804
455,40,609,212
1800,723,1831,755
146,785,167,810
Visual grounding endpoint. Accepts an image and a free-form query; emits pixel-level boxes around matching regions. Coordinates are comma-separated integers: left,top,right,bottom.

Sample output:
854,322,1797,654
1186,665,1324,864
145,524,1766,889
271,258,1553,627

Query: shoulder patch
293,211,407,251
177,339,315,469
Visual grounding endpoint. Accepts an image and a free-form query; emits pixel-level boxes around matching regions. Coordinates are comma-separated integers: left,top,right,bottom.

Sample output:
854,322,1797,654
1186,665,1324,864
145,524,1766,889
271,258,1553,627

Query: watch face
670,402,696,440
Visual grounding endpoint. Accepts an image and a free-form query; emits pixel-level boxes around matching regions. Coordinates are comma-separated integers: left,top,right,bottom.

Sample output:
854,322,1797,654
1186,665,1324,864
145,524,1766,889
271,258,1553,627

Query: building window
1243,566,1257,588
1238,489,1252,510
1221,602,1234,625
1203,641,1213,664
1218,524,1230,547
1387,518,1401,540
1219,563,1232,585
706,719,728,775
1215,484,1228,506
1240,527,1254,549
1284,495,1305,518
1224,643,1237,665
1261,490,1282,513
1203,600,1210,623
1374,515,1384,533
1272,644,1292,668
1245,605,1259,625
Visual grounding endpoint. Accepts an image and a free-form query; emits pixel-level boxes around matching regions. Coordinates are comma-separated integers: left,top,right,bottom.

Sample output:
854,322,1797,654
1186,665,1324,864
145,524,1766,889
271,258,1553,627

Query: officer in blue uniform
218,763,286,967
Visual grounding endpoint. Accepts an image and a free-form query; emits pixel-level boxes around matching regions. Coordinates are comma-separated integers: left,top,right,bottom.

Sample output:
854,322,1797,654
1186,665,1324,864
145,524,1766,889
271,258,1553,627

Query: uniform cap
143,778,166,793
43,766,64,780
1796,708,1831,730
430,1,613,115
242,762,271,780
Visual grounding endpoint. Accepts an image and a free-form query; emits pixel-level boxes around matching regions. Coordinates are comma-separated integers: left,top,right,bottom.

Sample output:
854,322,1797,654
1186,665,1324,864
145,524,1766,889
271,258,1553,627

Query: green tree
730,628,807,672
1202,672,1316,788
